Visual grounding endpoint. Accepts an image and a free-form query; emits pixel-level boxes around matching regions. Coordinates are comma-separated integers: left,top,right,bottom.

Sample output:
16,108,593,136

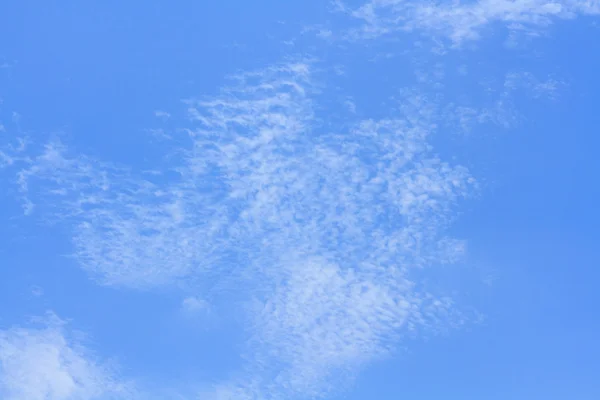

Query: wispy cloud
182,63,473,398
0,0,596,397
503,71,566,99
335,0,600,44
0,313,135,400
440,69,564,134
8,138,227,289
4,60,475,398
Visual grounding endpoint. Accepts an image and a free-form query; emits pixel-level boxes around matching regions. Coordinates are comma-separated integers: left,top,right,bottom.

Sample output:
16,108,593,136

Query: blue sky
1,1,599,399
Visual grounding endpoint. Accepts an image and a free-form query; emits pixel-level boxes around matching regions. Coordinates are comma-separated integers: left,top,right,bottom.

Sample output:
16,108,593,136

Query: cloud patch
0,314,134,400
180,63,475,398
335,0,600,44
4,60,475,399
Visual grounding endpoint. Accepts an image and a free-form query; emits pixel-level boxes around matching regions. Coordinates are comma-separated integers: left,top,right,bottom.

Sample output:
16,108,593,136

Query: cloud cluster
3,60,475,398
183,64,473,397
0,314,133,400
7,138,227,289
335,0,600,44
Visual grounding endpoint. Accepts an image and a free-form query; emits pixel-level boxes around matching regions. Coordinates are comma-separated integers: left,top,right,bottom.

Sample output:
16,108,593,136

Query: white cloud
181,297,210,314
10,139,227,289
503,71,565,99
0,314,135,400
6,60,475,399
0,0,596,397
336,0,600,44
440,69,564,134
154,110,171,119
0,137,27,169
179,63,474,398
244,257,415,398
